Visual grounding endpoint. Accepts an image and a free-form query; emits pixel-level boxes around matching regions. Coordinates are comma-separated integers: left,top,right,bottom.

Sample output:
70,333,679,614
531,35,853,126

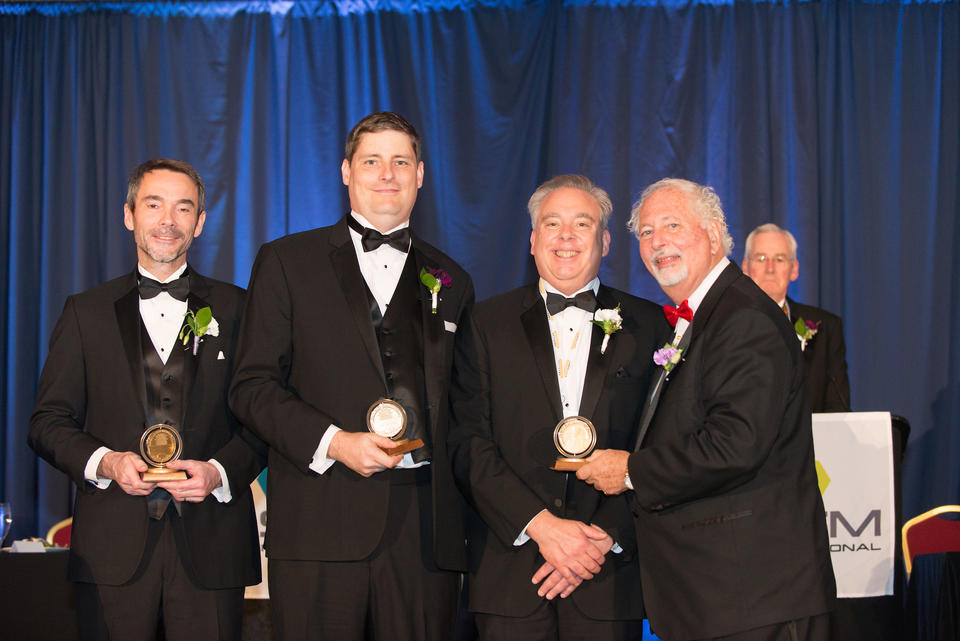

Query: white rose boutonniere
591,305,623,355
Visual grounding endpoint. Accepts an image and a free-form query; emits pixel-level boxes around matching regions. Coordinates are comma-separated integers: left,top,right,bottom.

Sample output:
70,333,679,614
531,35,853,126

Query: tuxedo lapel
685,263,740,353
578,285,617,420
114,272,147,428
520,286,563,425
180,270,213,431
633,265,741,450
329,218,387,389
413,243,445,434
633,328,691,450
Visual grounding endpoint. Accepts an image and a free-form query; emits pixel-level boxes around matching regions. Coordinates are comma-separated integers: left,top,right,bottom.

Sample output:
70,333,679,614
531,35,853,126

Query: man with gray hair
742,223,851,412
449,175,668,639
578,178,835,640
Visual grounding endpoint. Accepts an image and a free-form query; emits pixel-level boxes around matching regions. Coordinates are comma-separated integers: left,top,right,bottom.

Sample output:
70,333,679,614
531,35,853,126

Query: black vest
140,320,188,430
140,320,189,517
367,255,431,462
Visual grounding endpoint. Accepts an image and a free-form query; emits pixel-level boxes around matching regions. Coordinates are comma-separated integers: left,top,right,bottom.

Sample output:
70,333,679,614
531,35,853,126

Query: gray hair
744,223,797,261
528,175,613,230
627,178,733,256
127,158,206,214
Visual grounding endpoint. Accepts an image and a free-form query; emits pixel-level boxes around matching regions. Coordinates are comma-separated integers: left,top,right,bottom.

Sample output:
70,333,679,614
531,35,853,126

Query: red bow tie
663,300,693,327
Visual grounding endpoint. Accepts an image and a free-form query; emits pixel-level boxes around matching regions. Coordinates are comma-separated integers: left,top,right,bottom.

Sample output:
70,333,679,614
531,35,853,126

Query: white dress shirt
515,278,621,552
310,212,425,474
670,257,730,345
84,263,231,502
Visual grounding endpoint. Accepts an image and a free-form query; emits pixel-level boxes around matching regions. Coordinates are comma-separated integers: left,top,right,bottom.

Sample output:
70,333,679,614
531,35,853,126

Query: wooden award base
382,438,425,457
142,467,188,482
550,457,586,472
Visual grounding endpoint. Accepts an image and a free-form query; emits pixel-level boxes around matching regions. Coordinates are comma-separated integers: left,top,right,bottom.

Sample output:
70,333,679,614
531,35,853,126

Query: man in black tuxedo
742,223,851,412
578,179,835,641
29,158,266,641
448,175,668,640
229,112,474,641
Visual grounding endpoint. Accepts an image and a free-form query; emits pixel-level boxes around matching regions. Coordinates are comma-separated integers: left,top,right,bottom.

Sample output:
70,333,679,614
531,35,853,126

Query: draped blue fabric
1,1,957,550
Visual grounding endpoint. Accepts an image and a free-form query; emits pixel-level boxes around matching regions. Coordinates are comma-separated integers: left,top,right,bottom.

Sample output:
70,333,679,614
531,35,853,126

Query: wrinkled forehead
639,189,697,226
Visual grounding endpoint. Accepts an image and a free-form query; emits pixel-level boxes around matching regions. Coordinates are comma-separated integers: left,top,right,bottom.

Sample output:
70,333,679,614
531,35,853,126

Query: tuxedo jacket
29,269,266,589
228,217,473,570
788,298,851,413
627,264,836,640
448,284,669,619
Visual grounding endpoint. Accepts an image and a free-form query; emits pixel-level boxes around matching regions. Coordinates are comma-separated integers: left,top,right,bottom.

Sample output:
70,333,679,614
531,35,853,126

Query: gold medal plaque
140,423,188,481
549,416,597,471
366,399,423,456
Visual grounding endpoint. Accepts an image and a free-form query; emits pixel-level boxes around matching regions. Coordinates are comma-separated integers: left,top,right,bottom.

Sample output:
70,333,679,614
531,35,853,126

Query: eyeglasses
749,254,794,265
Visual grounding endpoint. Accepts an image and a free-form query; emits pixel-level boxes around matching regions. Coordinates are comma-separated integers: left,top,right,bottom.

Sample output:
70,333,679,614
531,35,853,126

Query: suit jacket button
554,498,563,508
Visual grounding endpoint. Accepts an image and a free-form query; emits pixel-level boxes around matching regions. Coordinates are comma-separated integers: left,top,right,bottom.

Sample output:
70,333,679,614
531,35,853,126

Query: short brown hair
344,112,421,163
126,158,206,214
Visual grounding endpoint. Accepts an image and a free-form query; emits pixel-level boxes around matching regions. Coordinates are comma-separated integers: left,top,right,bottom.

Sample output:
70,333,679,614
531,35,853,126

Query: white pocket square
443,321,457,333
217,351,226,360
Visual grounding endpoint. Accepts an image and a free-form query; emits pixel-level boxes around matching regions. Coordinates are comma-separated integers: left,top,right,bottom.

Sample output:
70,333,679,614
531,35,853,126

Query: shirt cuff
207,458,231,503
610,542,623,554
309,425,340,475
514,508,548,546
84,446,113,489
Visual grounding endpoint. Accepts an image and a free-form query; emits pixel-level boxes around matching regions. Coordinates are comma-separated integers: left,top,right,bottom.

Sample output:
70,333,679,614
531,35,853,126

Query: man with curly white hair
578,178,836,641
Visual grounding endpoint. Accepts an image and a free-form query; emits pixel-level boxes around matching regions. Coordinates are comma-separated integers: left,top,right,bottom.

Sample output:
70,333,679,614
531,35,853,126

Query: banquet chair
902,505,960,578
45,517,73,548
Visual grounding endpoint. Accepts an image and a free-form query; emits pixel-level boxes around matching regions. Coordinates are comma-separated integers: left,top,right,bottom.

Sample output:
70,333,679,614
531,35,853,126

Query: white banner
244,469,270,599
812,412,895,598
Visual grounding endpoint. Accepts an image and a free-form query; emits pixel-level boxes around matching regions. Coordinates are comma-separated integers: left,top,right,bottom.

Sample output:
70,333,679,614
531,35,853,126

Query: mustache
651,248,680,264
151,225,185,239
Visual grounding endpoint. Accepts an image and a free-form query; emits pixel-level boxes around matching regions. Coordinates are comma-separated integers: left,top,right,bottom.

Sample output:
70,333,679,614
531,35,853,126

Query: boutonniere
794,317,820,351
591,305,622,355
420,267,452,314
653,340,683,372
180,306,219,355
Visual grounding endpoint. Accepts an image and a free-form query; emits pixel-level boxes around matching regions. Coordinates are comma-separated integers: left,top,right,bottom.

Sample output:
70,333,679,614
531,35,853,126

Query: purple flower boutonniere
591,305,622,355
420,267,452,314
794,317,820,351
653,340,683,372
180,306,219,355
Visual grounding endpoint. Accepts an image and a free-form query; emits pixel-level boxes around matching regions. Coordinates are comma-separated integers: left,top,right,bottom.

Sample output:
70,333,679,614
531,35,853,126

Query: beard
649,250,688,287
137,226,190,264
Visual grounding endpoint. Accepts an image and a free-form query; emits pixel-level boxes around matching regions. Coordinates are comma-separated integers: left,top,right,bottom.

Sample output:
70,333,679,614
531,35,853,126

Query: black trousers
692,613,831,641
75,511,244,641
268,468,460,641
475,597,644,641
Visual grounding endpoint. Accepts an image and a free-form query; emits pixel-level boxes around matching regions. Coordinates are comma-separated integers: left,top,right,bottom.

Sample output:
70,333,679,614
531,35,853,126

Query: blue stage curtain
1,1,957,547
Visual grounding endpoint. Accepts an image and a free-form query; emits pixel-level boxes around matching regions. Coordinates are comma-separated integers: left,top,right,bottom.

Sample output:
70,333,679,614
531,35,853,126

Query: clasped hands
527,511,613,601
98,451,222,502
526,449,633,600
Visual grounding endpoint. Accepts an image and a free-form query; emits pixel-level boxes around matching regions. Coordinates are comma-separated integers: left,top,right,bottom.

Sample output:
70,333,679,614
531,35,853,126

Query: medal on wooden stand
549,416,597,471
366,398,423,456
140,423,188,481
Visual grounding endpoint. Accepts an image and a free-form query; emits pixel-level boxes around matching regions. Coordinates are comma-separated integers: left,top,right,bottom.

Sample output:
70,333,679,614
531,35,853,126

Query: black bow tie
138,275,189,302
346,216,410,253
546,290,598,315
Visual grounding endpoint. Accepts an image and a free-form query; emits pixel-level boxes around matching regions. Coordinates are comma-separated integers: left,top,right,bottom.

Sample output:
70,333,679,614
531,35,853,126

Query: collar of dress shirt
538,276,600,310
138,262,188,284
672,257,729,338
684,257,730,315
348,211,411,236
